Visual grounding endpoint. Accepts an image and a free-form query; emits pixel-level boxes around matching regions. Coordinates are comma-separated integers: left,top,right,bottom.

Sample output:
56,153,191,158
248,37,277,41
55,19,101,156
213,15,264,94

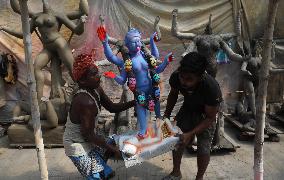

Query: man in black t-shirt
162,52,222,180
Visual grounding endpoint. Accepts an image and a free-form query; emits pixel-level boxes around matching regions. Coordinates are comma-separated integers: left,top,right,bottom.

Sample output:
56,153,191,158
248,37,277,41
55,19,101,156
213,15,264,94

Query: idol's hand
151,32,160,42
165,52,174,62
104,71,116,79
172,9,178,16
244,54,252,61
80,15,88,23
97,26,108,43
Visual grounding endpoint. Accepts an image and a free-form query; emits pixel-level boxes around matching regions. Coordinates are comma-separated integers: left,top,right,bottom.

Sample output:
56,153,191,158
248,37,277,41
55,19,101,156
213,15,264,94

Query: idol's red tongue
136,47,141,51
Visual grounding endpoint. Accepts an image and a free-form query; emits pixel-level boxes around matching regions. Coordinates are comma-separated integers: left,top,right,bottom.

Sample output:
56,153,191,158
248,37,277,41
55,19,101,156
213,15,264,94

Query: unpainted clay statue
220,39,284,129
171,9,236,78
0,0,88,128
0,0,88,100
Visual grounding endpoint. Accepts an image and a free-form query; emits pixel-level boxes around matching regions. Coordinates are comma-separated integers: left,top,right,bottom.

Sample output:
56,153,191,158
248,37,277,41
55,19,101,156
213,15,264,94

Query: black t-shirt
169,71,222,108
169,71,222,130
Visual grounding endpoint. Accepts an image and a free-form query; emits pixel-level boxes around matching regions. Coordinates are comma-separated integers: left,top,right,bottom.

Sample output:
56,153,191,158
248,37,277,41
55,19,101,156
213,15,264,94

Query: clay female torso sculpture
0,0,88,128
0,0,88,100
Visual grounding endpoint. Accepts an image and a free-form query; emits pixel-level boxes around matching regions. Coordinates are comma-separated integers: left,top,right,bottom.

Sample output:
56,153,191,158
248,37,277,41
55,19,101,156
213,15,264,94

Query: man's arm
181,105,219,145
99,87,136,113
79,100,117,153
190,105,218,135
163,87,179,119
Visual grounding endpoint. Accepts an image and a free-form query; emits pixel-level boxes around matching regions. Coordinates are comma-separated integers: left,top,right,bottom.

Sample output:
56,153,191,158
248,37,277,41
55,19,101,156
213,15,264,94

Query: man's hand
165,52,174,62
104,71,116,79
97,26,107,42
112,146,123,160
151,32,160,42
180,132,194,146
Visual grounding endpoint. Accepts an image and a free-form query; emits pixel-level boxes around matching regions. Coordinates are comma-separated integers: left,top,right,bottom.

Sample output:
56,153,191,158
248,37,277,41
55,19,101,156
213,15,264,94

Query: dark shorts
175,106,216,155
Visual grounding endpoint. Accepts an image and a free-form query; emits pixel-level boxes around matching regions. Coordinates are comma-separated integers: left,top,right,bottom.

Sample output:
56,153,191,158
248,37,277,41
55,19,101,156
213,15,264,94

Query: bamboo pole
254,0,279,180
18,0,49,179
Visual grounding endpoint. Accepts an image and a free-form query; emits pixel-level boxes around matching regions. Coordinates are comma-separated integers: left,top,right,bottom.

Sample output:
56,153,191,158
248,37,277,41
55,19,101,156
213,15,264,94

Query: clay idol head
125,28,142,54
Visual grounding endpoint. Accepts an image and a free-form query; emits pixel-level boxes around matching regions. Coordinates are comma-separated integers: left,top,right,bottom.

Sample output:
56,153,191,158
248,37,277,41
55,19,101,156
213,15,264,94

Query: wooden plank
268,113,284,123
224,114,244,129
224,115,281,142
266,125,283,135
9,144,63,148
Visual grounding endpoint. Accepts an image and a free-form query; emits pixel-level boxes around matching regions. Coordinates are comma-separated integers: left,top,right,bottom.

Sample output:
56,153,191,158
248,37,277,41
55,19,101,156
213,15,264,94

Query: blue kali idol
97,26,174,139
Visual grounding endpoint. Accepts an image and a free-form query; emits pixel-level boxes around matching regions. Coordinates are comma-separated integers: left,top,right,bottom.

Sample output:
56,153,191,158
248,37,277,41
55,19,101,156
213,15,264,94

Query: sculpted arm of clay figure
219,41,244,62
97,26,124,67
104,68,128,85
9,0,35,17
163,87,179,119
57,14,86,35
241,61,252,76
155,52,174,74
78,95,120,156
171,9,196,40
98,86,136,113
0,19,36,39
66,0,89,20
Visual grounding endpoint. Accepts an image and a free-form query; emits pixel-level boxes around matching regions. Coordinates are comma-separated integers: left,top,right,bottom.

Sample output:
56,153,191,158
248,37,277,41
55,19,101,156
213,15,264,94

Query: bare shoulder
72,92,96,108
95,86,104,96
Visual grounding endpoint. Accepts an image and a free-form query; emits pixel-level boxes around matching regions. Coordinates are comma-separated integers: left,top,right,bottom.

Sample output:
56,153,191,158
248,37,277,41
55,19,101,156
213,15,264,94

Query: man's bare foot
162,171,182,180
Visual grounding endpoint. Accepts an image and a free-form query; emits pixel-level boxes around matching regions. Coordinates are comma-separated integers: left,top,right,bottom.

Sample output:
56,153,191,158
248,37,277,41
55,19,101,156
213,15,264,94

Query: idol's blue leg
136,104,148,135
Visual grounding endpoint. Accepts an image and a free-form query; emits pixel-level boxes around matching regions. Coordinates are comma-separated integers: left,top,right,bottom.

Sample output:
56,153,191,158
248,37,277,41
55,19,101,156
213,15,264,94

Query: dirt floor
1,120,284,180
1,45,284,180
